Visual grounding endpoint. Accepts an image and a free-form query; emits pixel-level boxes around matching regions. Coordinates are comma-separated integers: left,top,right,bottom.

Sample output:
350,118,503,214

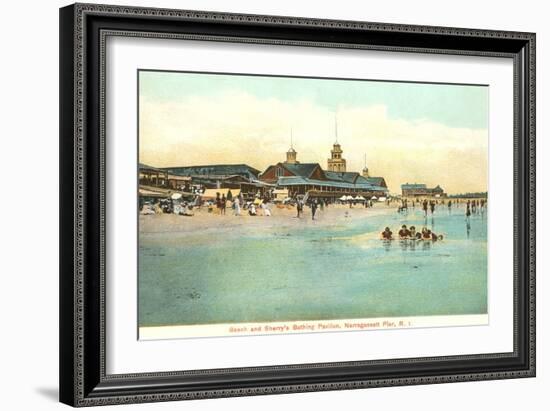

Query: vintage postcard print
138,70,488,340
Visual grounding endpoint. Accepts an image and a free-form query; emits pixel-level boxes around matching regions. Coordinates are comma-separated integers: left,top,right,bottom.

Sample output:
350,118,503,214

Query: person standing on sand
448,200,452,214
311,200,318,220
422,199,428,216
233,196,241,216
215,192,221,214
430,201,435,215
220,194,226,215
296,198,303,218
194,195,202,210
261,200,271,216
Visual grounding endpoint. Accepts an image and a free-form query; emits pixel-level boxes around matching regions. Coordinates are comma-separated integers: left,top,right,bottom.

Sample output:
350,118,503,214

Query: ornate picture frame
59,3,535,407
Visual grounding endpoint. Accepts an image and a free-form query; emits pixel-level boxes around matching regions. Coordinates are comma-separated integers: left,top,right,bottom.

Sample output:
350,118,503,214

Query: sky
139,70,489,194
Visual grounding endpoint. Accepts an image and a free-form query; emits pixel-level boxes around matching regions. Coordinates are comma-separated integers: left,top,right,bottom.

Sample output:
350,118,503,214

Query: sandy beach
139,202,400,235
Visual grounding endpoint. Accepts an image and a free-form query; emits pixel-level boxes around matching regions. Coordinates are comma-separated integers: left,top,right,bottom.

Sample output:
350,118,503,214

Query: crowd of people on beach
465,199,486,219
396,197,486,217
296,198,331,220
381,224,443,242
397,198,438,214
142,191,487,242
141,191,490,248
381,198,488,243
211,192,273,217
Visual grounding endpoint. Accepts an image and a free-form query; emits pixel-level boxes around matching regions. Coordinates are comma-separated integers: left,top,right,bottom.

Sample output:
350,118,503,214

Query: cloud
139,91,487,194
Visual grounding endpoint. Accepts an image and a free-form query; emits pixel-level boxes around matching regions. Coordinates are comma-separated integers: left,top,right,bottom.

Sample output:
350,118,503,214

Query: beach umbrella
356,195,365,201
171,193,182,200
339,195,347,201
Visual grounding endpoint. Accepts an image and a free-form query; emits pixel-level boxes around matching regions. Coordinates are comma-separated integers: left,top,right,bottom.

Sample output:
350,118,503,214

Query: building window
276,167,283,177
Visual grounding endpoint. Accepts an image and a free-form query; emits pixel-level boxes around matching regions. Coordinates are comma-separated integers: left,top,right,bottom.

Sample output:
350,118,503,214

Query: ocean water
138,205,487,327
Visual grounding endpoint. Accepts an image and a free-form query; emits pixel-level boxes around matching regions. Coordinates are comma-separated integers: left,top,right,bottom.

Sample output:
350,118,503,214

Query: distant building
139,163,191,190
162,164,261,181
260,142,388,199
150,120,390,201
401,183,446,198
160,163,270,199
260,162,326,185
448,192,487,199
260,162,387,198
